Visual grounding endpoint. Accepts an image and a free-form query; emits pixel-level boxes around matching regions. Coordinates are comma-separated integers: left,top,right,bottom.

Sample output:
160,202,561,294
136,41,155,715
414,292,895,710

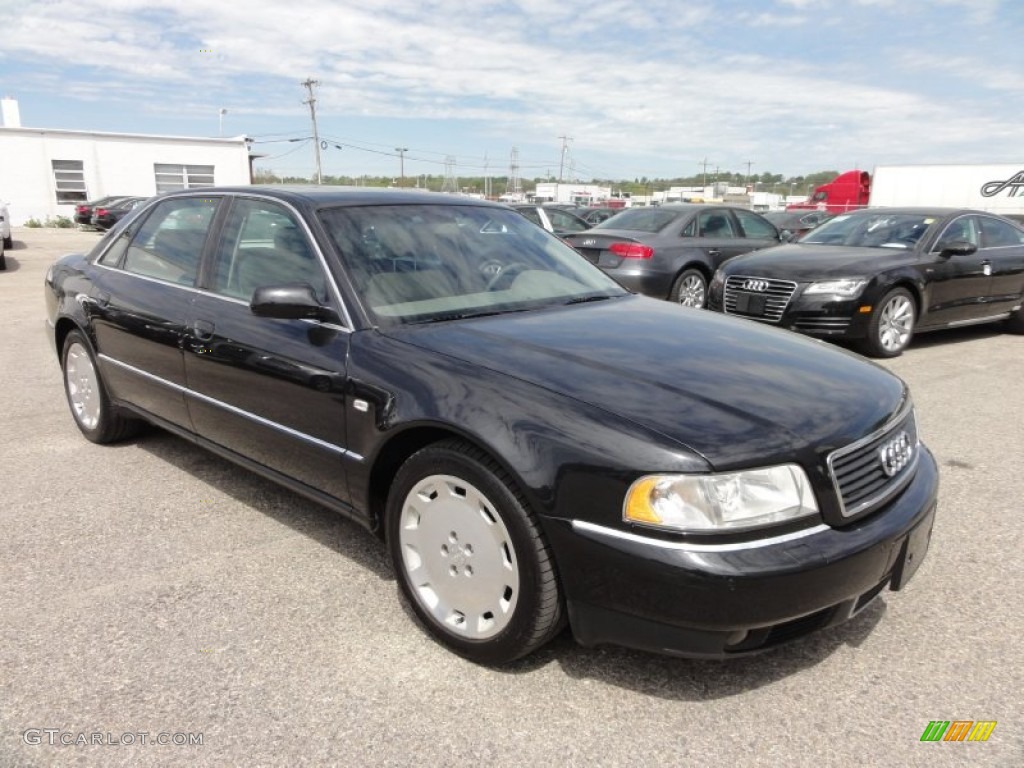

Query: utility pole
394,147,409,186
558,135,573,183
301,78,322,184
745,160,755,189
699,157,711,189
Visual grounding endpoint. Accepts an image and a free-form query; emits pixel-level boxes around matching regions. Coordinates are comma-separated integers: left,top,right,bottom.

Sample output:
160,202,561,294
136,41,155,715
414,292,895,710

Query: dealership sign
980,171,1024,198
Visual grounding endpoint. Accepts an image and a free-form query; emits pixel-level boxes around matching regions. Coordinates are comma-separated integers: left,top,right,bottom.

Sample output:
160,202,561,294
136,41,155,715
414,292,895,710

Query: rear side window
734,210,778,239
978,216,1024,248
120,198,219,285
698,210,737,237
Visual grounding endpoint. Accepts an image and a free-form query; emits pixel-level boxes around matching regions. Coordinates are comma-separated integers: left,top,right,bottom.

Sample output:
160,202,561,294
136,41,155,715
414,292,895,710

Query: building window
154,164,215,193
52,160,88,203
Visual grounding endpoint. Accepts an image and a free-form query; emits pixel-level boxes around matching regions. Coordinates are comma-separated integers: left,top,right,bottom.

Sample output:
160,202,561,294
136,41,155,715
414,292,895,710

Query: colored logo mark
920,720,997,742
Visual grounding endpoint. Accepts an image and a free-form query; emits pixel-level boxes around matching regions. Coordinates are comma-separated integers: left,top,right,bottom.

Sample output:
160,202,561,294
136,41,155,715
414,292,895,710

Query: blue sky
3,0,1023,182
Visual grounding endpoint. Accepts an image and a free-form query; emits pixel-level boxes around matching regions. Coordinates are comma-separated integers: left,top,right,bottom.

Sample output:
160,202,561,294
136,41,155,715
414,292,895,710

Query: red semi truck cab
788,170,870,213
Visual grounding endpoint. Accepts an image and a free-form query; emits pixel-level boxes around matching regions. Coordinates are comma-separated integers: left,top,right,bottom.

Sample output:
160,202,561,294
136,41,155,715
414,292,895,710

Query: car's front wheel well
368,426,503,538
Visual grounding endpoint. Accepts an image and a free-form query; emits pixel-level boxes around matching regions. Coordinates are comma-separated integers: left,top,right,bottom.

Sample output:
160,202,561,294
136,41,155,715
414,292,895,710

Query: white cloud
4,0,1023,176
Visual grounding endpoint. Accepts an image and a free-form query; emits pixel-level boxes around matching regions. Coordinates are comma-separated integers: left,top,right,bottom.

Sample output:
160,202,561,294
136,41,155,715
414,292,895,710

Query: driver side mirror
250,284,338,322
937,240,978,258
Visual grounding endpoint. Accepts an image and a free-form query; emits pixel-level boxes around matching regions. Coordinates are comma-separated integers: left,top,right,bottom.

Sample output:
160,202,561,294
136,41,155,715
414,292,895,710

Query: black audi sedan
708,207,1024,357
562,204,781,307
45,187,938,664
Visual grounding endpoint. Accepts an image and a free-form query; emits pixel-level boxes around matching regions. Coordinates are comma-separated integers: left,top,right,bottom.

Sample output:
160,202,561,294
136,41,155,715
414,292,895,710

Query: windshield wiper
563,293,619,305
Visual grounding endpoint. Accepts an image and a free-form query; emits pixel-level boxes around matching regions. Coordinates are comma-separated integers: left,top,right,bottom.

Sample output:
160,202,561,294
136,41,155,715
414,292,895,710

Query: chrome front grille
723,276,798,323
828,403,919,519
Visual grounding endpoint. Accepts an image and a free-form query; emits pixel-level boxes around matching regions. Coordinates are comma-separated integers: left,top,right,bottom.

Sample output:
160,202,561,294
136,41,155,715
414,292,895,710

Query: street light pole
395,147,409,187
218,108,227,137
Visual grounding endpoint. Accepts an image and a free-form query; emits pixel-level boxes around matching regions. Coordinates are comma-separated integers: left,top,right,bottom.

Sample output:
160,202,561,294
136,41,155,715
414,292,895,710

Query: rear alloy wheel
670,268,708,308
387,440,563,664
62,330,141,443
860,288,916,358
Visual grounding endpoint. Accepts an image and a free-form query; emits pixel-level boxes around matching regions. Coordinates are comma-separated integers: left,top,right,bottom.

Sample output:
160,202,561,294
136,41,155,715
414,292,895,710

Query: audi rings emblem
742,279,769,292
878,431,914,477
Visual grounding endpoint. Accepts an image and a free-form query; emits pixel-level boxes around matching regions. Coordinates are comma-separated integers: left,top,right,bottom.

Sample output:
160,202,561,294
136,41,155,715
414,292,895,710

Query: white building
532,182,614,205
0,98,252,225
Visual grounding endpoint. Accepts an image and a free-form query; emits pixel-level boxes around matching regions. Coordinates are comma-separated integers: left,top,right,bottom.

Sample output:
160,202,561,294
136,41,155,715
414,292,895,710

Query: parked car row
74,195,148,230
45,186,939,664
511,200,1024,357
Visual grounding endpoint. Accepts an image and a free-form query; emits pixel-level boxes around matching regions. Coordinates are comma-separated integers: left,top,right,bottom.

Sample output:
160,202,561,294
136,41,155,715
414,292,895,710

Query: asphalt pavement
1,227,1021,767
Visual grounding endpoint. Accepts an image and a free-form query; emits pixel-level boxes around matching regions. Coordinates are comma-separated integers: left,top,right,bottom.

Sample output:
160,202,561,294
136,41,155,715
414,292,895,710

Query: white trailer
869,163,1024,216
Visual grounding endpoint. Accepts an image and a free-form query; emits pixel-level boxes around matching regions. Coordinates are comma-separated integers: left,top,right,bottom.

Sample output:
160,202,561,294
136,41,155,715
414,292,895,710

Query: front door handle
192,319,215,341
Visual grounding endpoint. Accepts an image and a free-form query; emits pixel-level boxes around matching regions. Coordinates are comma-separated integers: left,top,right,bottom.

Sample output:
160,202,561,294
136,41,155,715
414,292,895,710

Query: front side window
52,160,87,204
547,209,587,232
211,198,328,301
934,216,979,249
120,198,219,284
734,210,777,239
320,204,626,324
154,164,215,193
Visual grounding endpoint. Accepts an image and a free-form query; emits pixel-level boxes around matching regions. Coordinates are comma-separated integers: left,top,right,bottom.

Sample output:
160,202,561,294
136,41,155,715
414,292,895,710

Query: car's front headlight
624,464,819,533
804,279,867,298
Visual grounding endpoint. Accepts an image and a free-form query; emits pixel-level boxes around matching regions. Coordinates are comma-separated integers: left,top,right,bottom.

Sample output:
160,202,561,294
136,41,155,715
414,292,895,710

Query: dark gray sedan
563,204,781,307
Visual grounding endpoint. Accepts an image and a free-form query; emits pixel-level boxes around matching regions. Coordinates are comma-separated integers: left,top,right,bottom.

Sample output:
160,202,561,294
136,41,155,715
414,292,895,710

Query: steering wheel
485,262,531,291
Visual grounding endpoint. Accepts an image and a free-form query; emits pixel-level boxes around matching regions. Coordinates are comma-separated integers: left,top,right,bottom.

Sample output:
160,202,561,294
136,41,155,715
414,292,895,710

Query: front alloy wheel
861,288,916,358
387,440,564,664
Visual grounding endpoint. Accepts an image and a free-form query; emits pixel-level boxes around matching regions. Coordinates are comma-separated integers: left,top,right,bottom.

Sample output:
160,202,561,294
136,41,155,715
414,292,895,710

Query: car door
182,196,356,505
693,208,749,269
88,196,222,429
924,214,993,325
976,215,1024,315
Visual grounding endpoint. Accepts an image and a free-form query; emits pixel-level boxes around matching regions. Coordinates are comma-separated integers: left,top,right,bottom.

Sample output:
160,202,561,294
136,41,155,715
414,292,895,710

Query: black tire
669,268,708,308
61,330,142,443
386,439,564,664
858,287,916,358
2,235,11,250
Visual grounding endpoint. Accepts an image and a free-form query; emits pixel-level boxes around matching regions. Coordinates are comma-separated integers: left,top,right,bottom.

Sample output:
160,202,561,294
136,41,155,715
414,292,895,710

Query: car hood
384,296,906,469
722,242,916,279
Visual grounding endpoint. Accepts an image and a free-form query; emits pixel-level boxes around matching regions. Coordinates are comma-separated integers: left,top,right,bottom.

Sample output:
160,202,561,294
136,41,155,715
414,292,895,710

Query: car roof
159,185,504,209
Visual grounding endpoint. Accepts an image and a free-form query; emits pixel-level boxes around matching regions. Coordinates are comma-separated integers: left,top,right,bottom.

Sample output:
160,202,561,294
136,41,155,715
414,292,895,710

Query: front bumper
545,445,939,658
709,285,874,341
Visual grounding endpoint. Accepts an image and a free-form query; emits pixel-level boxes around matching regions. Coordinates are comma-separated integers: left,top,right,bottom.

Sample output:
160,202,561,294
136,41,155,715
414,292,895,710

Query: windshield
800,211,936,249
592,207,682,232
319,204,627,324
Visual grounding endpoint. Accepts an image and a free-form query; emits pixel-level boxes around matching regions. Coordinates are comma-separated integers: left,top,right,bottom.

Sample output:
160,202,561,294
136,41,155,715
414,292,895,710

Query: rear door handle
192,319,215,341
707,249,721,258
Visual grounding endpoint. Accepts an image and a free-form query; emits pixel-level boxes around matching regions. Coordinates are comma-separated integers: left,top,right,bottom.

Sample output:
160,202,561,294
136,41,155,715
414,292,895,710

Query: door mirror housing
937,240,978,258
250,284,336,322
